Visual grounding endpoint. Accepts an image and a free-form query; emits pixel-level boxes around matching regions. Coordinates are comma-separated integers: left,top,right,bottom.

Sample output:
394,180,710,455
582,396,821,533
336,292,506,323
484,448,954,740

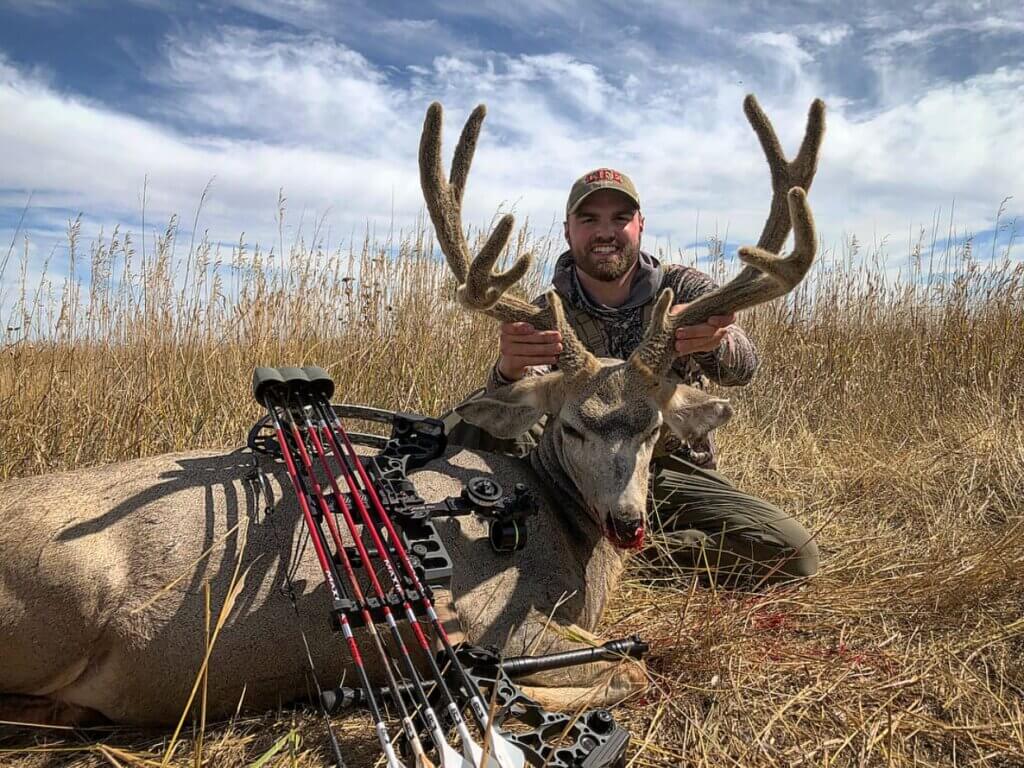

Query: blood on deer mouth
605,516,646,550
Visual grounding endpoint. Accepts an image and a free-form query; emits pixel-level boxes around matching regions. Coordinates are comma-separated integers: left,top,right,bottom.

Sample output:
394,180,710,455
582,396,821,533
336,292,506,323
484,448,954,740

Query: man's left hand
670,303,736,356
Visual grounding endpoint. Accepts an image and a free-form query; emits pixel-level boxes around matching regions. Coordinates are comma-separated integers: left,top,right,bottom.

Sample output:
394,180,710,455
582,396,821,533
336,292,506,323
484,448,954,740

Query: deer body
0,95,825,725
0,443,636,725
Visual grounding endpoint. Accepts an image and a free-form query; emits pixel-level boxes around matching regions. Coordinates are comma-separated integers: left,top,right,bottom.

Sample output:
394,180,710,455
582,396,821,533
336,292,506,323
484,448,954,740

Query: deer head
419,96,824,550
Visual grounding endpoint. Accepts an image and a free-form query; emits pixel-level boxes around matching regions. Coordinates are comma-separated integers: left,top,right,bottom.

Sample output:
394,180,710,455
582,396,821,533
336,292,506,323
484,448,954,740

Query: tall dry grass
0,212,542,477
1,207,1023,766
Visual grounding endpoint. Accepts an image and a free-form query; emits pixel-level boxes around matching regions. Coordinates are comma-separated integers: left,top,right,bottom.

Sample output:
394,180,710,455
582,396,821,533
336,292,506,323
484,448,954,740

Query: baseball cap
565,168,640,218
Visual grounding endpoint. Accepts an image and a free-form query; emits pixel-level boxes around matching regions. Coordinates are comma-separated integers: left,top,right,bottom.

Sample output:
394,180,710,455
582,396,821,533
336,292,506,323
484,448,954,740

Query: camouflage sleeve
484,293,553,393
663,265,760,387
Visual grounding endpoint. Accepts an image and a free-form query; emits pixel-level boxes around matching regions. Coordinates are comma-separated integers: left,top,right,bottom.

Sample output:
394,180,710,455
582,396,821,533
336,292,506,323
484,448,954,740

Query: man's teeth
592,246,618,254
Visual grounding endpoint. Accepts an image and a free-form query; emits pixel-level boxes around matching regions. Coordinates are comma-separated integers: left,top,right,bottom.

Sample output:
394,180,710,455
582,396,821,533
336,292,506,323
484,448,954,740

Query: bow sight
247,365,645,768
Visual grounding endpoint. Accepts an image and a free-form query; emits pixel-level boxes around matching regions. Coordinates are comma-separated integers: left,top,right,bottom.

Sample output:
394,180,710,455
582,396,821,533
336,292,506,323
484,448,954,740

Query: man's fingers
675,328,729,355
675,324,720,340
501,321,537,335
502,341,563,356
498,323,562,373
512,355,560,366
502,330,561,344
527,330,562,342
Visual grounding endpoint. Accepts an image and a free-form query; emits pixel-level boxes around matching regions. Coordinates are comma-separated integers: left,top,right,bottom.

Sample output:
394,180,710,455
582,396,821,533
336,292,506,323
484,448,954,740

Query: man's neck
574,260,639,308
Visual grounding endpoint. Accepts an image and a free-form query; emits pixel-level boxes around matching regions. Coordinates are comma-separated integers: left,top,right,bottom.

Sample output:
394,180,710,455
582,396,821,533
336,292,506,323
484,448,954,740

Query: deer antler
419,102,599,378
629,96,825,379
746,95,825,253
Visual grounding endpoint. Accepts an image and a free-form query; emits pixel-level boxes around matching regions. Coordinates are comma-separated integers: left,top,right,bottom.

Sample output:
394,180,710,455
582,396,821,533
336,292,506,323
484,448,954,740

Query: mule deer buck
0,95,823,727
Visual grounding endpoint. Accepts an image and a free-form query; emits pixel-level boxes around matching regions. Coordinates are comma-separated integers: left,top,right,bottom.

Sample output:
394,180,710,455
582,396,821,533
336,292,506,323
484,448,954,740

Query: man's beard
573,240,640,282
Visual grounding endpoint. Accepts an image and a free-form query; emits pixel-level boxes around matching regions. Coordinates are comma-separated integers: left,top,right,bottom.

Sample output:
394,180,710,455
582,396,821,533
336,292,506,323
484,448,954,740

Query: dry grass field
1,211,1023,767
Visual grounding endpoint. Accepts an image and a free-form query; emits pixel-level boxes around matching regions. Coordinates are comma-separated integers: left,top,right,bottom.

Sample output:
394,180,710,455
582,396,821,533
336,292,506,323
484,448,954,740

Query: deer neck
527,429,631,623
528,429,607,548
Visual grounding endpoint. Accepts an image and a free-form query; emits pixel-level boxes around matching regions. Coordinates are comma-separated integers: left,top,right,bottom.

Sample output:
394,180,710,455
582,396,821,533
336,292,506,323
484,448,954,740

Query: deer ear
455,373,565,438
658,383,733,442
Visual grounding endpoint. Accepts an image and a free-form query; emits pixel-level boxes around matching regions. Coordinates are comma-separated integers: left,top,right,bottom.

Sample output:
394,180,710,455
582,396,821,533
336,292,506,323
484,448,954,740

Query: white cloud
219,0,465,60
741,31,815,93
1,19,1022,317
0,0,92,15
0,49,429,298
157,28,406,150
820,66,1024,228
794,23,852,47
872,15,1024,50
510,54,610,114
745,32,813,66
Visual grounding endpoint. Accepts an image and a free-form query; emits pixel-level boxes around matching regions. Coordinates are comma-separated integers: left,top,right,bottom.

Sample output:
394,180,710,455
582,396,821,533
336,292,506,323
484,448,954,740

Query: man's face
564,189,644,282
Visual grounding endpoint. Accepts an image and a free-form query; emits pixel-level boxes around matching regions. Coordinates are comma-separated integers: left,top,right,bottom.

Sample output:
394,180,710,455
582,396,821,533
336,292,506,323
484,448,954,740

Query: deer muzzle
606,515,646,550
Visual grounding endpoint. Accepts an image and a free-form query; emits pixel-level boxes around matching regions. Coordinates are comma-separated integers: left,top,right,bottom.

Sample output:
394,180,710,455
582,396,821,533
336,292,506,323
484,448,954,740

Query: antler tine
419,102,599,378
744,95,826,254
456,212,533,311
449,103,484,208
738,188,816,287
792,99,826,186
630,187,816,378
547,288,602,378
420,102,470,283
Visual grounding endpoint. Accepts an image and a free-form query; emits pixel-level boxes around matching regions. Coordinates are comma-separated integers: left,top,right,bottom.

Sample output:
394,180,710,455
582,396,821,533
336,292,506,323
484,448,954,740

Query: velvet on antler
419,102,600,379
628,95,826,380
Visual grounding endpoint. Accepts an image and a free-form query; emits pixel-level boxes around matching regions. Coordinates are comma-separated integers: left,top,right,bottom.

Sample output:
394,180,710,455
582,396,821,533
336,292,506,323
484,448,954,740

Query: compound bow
246,365,646,768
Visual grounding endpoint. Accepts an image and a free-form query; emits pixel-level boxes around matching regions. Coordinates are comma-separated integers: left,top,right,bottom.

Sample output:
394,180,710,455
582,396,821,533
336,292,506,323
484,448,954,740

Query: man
444,168,818,584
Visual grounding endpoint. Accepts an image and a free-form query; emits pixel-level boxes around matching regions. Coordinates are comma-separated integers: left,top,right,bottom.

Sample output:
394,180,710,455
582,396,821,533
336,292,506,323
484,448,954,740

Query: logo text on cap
583,169,623,184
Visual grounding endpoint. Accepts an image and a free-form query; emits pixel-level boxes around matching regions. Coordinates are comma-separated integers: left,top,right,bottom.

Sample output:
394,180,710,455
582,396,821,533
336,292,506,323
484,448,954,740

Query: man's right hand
496,322,563,381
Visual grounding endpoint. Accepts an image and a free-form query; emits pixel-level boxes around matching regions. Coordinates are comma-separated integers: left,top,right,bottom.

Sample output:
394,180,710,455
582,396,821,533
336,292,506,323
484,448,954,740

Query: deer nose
615,518,642,537
608,516,646,549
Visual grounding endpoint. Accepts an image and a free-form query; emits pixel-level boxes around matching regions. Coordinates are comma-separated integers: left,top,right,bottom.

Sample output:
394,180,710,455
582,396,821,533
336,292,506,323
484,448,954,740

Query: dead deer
0,95,823,727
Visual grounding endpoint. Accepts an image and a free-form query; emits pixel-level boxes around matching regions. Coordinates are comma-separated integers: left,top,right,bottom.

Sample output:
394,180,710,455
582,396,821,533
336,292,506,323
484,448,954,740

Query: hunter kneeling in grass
443,168,819,585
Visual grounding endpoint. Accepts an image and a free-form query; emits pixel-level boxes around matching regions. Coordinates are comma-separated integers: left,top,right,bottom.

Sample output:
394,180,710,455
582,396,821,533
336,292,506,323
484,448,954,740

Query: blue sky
2,0,1023,314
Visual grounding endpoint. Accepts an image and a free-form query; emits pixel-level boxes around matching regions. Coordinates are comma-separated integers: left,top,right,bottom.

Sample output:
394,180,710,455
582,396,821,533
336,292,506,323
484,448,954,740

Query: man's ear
456,373,566,438
657,382,732,442
563,219,571,247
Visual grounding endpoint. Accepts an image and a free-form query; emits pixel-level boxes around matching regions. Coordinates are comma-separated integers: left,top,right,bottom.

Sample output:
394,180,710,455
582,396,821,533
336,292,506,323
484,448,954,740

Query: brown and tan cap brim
565,168,640,218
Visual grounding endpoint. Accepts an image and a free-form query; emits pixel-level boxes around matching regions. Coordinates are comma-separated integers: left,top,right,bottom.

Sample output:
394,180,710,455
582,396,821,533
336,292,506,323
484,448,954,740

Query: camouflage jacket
485,250,760,468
